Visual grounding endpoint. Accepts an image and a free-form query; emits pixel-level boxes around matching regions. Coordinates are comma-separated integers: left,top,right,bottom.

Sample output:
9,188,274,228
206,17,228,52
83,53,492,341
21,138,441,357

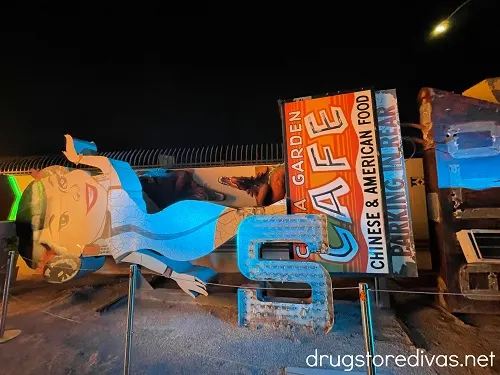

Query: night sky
0,1,498,157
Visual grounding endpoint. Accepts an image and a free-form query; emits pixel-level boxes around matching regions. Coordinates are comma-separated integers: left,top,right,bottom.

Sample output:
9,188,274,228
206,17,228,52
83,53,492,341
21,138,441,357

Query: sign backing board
281,90,390,274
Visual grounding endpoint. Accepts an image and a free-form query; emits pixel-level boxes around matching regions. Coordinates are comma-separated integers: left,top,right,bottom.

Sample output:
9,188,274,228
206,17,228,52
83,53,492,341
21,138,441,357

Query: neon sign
237,214,334,333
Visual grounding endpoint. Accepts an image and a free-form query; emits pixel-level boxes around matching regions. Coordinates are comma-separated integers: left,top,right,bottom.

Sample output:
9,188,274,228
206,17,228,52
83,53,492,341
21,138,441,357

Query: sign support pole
359,282,376,375
123,264,137,375
0,251,21,343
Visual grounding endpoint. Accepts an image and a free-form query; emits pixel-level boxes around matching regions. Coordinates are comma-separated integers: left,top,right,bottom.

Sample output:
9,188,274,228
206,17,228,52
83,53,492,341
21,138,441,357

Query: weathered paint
419,87,500,313
237,214,334,333
376,89,417,276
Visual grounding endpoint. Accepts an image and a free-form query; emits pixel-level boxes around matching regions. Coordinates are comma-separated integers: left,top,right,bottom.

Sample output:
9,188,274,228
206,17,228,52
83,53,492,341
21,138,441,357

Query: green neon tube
7,176,22,221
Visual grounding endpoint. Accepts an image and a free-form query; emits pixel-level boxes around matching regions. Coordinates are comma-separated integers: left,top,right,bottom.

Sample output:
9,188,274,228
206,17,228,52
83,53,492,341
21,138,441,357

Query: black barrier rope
7,255,500,297
367,288,499,298
12,255,361,292
202,283,360,291
8,294,82,324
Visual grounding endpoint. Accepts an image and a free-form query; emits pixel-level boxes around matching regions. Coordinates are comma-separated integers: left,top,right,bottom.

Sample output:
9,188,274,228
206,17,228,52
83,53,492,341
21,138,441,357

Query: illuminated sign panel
282,90,390,274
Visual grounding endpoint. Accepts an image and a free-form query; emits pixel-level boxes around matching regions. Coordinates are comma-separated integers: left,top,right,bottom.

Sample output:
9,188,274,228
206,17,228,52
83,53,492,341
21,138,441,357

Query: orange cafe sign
281,90,389,274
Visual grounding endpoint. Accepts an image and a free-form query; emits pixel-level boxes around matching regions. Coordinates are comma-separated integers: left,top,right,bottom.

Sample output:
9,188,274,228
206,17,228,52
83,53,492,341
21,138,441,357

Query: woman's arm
117,250,208,298
63,134,121,186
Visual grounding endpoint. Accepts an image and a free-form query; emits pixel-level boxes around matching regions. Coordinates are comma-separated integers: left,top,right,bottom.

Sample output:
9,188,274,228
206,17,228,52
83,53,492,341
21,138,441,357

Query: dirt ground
391,293,500,375
0,276,499,375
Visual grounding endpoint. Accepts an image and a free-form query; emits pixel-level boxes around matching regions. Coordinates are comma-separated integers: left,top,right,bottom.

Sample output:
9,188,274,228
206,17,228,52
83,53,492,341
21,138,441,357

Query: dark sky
0,1,498,157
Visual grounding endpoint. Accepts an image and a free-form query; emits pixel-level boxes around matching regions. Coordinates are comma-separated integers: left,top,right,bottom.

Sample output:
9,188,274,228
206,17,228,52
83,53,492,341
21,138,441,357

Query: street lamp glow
433,20,450,36
430,0,472,38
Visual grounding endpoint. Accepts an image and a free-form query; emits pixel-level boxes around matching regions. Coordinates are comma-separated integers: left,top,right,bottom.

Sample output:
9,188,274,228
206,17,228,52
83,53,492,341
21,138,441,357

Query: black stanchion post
123,264,137,375
359,282,376,375
0,251,21,343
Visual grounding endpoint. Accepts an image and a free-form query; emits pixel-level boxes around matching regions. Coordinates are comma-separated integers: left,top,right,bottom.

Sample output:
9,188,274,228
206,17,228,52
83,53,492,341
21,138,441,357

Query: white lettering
308,177,352,223
293,198,307,211
305,106,348,139
306,143,350,172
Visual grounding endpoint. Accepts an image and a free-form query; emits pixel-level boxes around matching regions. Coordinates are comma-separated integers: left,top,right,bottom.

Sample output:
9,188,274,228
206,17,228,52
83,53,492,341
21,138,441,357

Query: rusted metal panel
419,87,500,313
459,263,500,301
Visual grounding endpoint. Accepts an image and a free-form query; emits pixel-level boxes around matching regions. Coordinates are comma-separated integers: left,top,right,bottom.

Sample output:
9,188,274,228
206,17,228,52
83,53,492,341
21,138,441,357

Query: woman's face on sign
38,170,108,254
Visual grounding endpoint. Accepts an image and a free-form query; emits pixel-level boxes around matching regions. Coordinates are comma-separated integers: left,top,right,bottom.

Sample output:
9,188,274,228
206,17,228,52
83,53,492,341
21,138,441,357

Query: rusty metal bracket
459,263,500,301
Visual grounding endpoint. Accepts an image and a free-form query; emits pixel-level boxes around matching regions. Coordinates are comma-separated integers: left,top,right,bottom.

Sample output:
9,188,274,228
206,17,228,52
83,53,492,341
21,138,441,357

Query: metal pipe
0,251,15,338
374,278,380,308
123,264,137,375
359,282,377,375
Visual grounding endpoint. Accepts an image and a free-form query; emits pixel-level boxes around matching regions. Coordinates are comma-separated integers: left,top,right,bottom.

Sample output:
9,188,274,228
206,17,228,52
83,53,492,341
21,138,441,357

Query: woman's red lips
86,183,98,214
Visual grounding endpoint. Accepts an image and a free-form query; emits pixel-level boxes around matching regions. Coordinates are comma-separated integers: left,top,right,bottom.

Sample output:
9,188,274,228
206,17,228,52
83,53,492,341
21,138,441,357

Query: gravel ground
0,279,498,375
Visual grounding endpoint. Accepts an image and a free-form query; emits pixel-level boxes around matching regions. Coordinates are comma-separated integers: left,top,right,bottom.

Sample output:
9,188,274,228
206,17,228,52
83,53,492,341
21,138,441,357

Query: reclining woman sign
16,135,284,297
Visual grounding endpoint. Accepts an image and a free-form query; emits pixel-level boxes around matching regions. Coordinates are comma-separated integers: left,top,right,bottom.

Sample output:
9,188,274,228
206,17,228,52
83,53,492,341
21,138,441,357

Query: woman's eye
59,212,70,229
71,186,80,201
58,176,68,190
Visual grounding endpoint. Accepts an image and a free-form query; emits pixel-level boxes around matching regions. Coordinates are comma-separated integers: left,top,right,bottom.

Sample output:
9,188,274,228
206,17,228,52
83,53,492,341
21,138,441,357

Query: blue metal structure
237,214,334,333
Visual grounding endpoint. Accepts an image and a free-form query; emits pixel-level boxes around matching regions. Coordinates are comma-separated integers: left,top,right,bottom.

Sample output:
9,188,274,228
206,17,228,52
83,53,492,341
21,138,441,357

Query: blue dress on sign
104,159,227,280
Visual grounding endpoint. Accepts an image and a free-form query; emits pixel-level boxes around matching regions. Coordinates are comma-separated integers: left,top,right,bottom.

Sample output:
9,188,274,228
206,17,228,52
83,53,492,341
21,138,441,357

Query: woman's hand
63,134,82,165
170,271,208,299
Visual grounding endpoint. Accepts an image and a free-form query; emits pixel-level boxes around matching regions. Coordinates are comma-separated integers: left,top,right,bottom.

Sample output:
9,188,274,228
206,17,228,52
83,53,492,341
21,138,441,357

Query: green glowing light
7,175,22,221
